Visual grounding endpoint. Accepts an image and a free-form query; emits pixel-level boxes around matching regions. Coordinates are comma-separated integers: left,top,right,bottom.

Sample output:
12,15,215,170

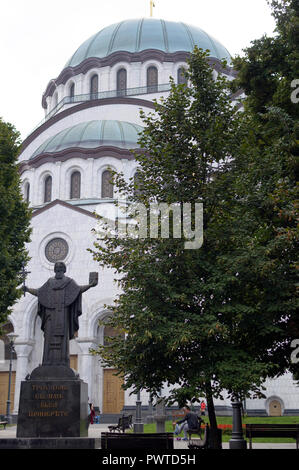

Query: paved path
0,424,297,449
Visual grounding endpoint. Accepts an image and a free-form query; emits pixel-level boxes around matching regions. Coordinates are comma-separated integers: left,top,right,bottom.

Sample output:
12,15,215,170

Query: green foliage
90,48,272,406
0,118,31,323
232,0,299,118
230,0,298,377
90,2,298,439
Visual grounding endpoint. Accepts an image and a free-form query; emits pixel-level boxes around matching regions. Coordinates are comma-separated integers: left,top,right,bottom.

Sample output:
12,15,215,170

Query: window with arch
44,175,52,203
101,170,114,198
24,182,30,203
117,68,127,96
147,66,158,92
90,74,98,100
178,67,188,85
70,171,81,199
69,82,75,102
54,93,58,107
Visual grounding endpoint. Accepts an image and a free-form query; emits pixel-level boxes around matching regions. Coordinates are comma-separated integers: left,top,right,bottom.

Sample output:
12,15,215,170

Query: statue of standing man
25,262,98,368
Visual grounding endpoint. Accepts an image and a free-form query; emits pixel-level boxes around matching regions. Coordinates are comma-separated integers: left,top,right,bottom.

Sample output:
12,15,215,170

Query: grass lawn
142,416,299,443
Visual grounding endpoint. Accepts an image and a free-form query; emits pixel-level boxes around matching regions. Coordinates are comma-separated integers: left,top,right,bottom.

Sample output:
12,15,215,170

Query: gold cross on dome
150,1,155,17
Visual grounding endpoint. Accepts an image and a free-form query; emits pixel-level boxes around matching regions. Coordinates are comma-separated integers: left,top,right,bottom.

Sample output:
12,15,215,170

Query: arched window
90,74,98,100
117,69,127,96
44,175,52,203
24,182,30,203
147,66,158,92
69,83,75,102
101,170,114,198
178,67,187,85
70,171,81,199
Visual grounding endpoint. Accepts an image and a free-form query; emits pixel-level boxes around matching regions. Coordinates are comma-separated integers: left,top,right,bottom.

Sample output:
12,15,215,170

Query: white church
1,16,298,421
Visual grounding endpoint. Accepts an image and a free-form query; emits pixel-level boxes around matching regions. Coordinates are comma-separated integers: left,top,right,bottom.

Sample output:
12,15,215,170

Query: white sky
0,0,276,139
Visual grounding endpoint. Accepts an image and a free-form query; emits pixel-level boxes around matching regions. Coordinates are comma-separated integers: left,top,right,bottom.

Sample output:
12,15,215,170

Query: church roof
65,18,231,68
30,120,143,159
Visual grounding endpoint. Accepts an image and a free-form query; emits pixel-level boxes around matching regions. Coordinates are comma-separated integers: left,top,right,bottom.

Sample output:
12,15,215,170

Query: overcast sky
0,0,276,139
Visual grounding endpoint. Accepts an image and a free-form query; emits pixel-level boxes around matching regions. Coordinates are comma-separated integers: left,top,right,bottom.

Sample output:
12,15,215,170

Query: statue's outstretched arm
24,286,38,296
80,272,98,293
80,284,92,293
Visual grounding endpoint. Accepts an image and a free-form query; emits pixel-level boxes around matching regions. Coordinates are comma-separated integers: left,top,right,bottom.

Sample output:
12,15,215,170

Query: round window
45,238,69,263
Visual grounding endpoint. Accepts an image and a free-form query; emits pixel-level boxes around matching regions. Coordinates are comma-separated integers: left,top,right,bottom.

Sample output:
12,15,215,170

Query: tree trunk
205,381,221,449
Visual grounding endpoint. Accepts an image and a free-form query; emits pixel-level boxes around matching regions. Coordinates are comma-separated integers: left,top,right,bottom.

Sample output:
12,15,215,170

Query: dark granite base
0,438,100,449
17,367,89,438
29,365,78,380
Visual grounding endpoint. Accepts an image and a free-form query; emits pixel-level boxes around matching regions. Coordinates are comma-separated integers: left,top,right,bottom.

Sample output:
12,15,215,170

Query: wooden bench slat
245,424,299,450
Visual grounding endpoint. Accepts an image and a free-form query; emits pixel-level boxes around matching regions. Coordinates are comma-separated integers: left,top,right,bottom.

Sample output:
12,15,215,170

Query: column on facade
12,341,34,415
55,161,62,200
86,158,94,199
130,63,141,90
76,338,97,402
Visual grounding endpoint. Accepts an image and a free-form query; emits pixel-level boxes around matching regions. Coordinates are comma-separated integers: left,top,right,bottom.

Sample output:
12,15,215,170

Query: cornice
19,145,140,173
32,199,98,219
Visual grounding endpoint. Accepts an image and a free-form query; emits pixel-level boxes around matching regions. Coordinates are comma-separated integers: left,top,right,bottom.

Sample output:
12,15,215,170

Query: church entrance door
269,399,282,416
103,369,124,413
0,371,16,415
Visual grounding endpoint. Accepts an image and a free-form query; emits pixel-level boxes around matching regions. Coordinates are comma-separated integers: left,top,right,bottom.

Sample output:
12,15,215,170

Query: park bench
188,424,210,450
187,416,205,440
108,414,133,433
245,423,299,449
0,416,8,429
101,432,174,449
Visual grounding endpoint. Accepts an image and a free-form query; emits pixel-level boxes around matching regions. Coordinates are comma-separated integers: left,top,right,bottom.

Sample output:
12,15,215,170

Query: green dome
31,120,143,158
66,18,231,67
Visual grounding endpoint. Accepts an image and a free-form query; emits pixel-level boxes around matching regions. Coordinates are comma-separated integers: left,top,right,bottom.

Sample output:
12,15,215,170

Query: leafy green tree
231,0,299,378
0,118,31,325
233,0,299,117
91,2,298,446
91,49,272,448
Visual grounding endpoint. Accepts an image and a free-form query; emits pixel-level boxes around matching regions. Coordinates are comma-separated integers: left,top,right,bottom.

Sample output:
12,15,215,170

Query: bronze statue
25,262,98,367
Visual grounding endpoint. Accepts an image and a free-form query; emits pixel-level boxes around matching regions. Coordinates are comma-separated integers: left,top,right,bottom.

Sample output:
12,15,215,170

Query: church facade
1,18,298,419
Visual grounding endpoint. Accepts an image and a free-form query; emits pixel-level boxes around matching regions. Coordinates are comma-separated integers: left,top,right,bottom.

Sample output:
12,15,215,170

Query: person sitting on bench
173,405,200,441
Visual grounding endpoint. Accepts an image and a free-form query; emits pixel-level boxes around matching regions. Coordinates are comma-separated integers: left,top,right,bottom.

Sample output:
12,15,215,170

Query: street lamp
6,333,18,424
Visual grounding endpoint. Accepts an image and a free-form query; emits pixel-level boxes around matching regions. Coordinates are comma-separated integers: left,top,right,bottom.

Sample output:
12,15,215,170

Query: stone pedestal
146,397,155,424
154,398,167,433
229,401,247,449
17,365,89,438
133,393,144,433
0,438,99,449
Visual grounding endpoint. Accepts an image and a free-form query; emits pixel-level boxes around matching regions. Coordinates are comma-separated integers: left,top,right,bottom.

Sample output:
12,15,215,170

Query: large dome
65,18,231,68
30,120,143,159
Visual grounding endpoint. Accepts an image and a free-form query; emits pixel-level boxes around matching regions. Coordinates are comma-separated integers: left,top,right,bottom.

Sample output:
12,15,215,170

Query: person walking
89,402,96,424
200,401,206,416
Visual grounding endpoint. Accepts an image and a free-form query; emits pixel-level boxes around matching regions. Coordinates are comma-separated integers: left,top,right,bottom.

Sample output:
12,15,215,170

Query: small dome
30,120,143,159
65,18,231,68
